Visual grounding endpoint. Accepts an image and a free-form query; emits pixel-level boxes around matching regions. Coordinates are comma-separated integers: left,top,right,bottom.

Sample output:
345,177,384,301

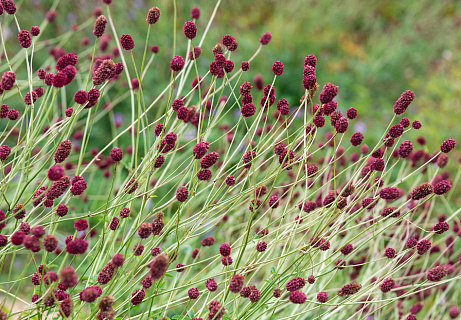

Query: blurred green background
12,0,461,150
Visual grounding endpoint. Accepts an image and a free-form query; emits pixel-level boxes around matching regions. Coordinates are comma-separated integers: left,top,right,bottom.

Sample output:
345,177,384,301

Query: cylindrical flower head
0,145,11,161
93,15,107,37
183,21,197,39
56,53,78,71
229,274,244,293
2,0,17,15
319,83,338,104
191,7,200,19
434,180,452,195
146,7,161,24
272,61,284,76
54,140,72,163
1,71,16,91
46,176,71,200
18,30,32,48
120,34,135,50
149,253,169,280
410,182,433,200
427,266,447,282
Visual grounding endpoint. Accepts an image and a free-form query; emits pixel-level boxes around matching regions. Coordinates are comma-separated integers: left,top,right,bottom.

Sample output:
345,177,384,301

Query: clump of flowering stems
0,1,459,320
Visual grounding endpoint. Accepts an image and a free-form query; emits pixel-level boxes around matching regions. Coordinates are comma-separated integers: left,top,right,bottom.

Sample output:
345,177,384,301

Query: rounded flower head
74,219,89,231
289,291,306,304
260,32,272,45
201,236,215,247
256,241,267,252
441,138,456,153
241,103,256,117
30,26,40,36
406,237,418,248
110,147,123,162
225,176,236,186
43,235,58,252
52,72,67,88
393,90,415,115
60,266,78,288
2,0,17,14
7,109,19,120
188,287,200,299
379,278,395,292
11,231,25,245
389,124,404,138
350,132,364,146
66,238,89,255
219,243,231,256
398,140,413,158
170,56,185,72
205,278,218,292
417,239,431,255
384,248,396,258
433,221,449,234
317,291,328,303
47,165,64,181
176,186,189,202
335,117,349,133
183,21,197,39
341,243,353,255
241,61,250,71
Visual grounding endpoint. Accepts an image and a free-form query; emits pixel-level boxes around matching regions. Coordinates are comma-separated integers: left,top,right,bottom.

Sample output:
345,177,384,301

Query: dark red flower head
393,90,415,115
319,83,338,104
191,7,200,19
272,60,284,76
120,34,135,50
440,138,456,153
30,26,40,36
54,140,72,163
18,30,32,48
260,32,272,45
170,56,185,72
183,21,197,39
146,7,161,24
1,71,16,90
93,15,107,38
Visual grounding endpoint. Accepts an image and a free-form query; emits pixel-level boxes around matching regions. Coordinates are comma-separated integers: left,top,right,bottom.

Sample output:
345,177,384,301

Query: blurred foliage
7,0,461,149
